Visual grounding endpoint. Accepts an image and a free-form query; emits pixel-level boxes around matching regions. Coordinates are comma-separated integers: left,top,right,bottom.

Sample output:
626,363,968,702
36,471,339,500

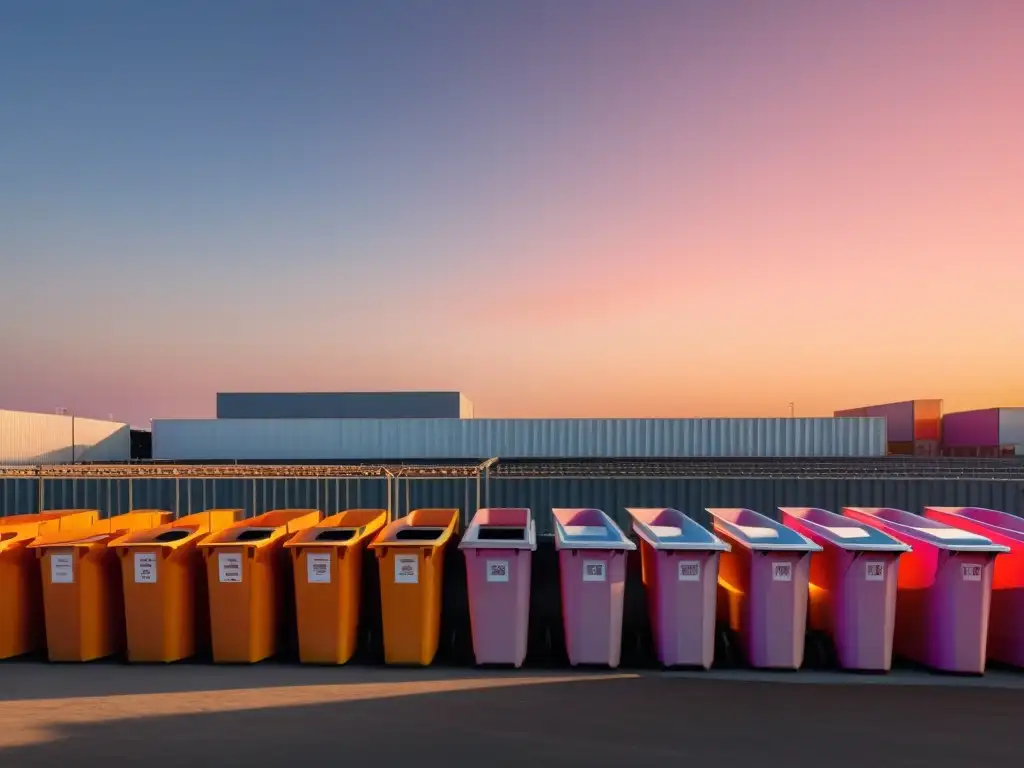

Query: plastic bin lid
552,509,636,551
625,508,729,552
925,507,1024,543
460,508,537,551
706,508,821,552
779,508,910,553
844,508,1010,553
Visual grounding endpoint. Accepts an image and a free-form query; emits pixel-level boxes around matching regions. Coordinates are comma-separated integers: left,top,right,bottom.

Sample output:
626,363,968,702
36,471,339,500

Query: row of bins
0,504,1021,672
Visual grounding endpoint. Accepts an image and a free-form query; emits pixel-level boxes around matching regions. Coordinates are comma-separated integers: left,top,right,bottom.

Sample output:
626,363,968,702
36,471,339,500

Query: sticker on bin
582,560,606,582
394,554,419,584
218,553,243,583
307,553,331,584
650,525,684,539
134,553,157,584
772,561,792,582
962,563,983,582
486,560,510,582
865,561,884,582
677,560,700,581
50,553,74,584
564,526,610,538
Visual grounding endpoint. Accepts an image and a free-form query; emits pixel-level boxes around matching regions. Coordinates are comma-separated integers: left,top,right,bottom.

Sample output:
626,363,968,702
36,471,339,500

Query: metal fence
2,459,1022,537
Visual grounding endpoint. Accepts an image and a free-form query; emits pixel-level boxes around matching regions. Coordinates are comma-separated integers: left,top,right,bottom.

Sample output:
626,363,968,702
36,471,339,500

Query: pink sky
1,3,1022,426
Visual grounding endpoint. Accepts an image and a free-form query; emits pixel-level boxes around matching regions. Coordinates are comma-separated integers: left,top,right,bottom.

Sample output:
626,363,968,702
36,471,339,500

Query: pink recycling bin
707,507,821,669
844,507,1009,674
924,507,1024,668
625,508,729,669
780,507,910,672
458,507,536,666
552,508,636,667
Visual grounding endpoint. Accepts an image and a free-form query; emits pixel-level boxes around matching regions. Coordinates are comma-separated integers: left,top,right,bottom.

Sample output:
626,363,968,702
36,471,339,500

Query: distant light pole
788,402,795,418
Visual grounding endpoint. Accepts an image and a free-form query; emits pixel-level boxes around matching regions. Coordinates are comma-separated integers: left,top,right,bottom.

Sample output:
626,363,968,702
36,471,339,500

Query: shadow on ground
0,667,1019,767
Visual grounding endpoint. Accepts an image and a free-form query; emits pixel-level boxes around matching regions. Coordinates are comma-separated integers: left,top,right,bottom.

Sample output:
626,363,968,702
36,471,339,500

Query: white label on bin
582,560,606,582
395,555,419,584
307,553,331,584
772,562,792,582
218,553,243,583
50,552,74,584
865,561,884,582
962,563,983,582
134,553,158,584
486,559,509,582
677,560,701,582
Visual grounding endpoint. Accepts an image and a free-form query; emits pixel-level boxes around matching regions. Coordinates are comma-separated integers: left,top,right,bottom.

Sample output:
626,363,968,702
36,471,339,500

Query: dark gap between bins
476,527,527,541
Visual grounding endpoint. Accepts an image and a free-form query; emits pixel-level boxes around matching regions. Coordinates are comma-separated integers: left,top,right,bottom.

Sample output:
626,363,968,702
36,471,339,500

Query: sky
1,1,1022,427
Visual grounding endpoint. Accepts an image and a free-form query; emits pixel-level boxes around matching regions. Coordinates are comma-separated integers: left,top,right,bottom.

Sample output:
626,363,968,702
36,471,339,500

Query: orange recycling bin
369,508,459,665
111,509,241,663
285,509,388,664
29,510,172,662
198,509,320,663
0,510,99,659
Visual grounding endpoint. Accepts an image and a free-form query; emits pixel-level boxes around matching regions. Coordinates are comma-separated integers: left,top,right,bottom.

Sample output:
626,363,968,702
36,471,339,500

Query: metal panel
0,410,130,465
216,392,468,419
152,417,888,461
943,408,1001,447
999,408,1024,453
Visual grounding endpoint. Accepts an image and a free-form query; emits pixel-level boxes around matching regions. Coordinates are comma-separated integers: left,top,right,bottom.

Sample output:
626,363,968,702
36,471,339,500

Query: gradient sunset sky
2,1,1022,427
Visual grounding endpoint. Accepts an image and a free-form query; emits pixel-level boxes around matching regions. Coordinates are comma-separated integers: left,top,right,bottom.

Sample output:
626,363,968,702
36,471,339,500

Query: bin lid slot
476,526,527,541
735,525,779,539
234,527,276,542
647,525,684,538
562,525,610,538
314,527,358,542
152,529,192,543
911,527,988,541
394,527,445,541
824,526,871,540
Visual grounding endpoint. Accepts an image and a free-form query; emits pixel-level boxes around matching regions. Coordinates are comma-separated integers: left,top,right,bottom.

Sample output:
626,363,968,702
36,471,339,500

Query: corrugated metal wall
216,391,470,419
153,417,887,460
4,473,1019,537
0,410,131,465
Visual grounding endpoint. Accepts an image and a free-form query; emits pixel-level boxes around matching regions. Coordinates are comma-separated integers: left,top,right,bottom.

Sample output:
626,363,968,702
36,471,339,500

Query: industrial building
834,399,942,456
0,409,131,465
152,416,887,461
216,391,474,419
942,408,1024,457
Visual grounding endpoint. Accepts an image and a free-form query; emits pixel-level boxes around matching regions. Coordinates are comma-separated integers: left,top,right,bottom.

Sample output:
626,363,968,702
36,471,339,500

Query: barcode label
677,561,700,582
50,552,74,584
772,562,792,582
962,563,982,582
218,553,243,583
395,555,419,584
134,553,157,584
486,560,509,582
583,560,606,582
865,561,884,582
307,553,331,584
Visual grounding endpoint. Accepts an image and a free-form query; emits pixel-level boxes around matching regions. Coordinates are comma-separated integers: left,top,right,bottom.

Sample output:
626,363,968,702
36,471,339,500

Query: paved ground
0,662,1020,766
